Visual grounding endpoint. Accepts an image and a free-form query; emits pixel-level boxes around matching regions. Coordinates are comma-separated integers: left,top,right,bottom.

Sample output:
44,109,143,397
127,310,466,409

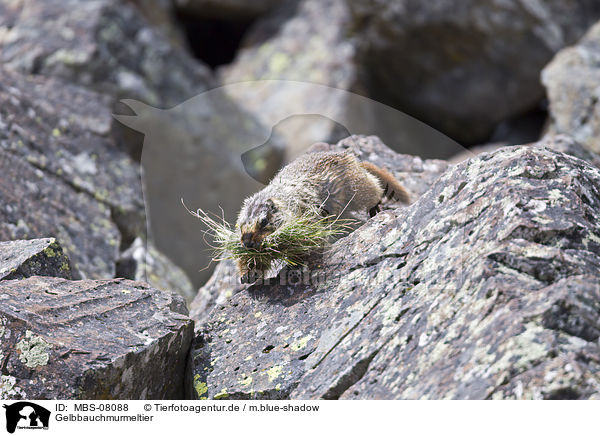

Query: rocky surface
220,0,356,159
349,0,600,144
2,0,600,402
0,238,72,281
117,237,196,304
220,0,461,160
0,276,193,400
0,68,138,279
0,148,120,279
189,137,600,399
128,0,188,49
0,0,212,107
448,134,600,167
0,68,145,241
0,63,196,296
543,21,600,155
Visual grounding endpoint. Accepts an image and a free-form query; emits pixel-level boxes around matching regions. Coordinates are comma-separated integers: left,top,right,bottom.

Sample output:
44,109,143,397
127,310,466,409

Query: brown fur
360,161,411,203
235,150,411,282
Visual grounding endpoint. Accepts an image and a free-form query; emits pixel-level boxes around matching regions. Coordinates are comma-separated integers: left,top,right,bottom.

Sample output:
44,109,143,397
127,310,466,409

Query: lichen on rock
189,135,600,400
16,331,50,369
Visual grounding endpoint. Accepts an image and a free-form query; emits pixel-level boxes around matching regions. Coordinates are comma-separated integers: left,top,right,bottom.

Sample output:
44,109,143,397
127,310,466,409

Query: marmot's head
236,195,282,250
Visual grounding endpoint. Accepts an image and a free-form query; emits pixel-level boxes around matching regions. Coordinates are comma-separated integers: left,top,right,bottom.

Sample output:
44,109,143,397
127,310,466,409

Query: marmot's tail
360,161,411,204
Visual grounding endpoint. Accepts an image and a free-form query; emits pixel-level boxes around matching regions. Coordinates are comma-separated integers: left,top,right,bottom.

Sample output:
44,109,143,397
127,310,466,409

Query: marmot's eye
260,217,269,228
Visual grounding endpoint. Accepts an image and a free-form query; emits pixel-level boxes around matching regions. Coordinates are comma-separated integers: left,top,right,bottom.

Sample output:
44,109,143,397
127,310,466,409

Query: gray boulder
0,68,139,279
0,67,198,298
189,136,600,399
0,68,145,243
542,21,600,155
128,0,189,49
349,0,600,144
0,276,193,400
0,148,120,279
220,0,461,159
0,0,212,107
447,134,600,167
0,238,73,281
117,237,196,304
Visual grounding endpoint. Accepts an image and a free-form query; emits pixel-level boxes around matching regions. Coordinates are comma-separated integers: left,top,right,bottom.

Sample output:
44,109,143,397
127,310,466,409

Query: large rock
220,0,461,159
0,238,72,281
0,148,120,279
219,0,355,158
448,134,600,167
117,237,196,304
0,68,141,279
539,133,600,168
542,21,600,155
0,68,145,241
189,135,449,322
189,137,600,399
0,276,193,399
0,67,200,302
0,67,199,297
349,0,600,144
0,0,212,107
128,0,189,49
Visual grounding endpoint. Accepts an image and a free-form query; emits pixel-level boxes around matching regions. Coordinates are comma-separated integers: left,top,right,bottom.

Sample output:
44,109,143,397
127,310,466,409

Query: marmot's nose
241,233,256,249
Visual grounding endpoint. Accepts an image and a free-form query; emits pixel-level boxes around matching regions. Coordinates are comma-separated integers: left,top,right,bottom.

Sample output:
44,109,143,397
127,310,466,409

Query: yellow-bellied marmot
235,150,410,282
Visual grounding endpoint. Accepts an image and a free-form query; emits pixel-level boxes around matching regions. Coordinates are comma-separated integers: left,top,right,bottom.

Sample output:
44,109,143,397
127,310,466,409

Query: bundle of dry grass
187,203,356,273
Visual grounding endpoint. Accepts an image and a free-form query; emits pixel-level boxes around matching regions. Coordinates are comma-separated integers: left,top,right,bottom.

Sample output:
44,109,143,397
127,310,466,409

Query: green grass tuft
186,202,356,272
